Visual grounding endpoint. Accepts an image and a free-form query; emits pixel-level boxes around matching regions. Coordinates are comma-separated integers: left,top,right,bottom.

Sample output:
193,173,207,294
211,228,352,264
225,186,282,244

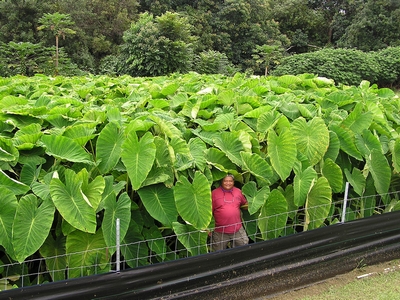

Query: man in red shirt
211,174,249,251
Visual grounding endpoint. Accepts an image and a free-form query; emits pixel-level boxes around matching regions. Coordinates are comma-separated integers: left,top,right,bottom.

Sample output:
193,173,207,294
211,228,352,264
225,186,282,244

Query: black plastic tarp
2,211,400,300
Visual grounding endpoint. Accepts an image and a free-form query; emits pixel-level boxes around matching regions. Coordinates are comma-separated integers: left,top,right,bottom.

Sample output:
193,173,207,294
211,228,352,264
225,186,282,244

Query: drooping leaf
213,131,245,166
138,184,178,227
392,139,400,173
12,123,42,150
257,110,281,133
121,131,156,190
188,137,207,171
321,158,343,193
12,195,55,262
242,181,270,215
355,130,382,157
0,187,17,257
172,222,208,255
291,117,329,166
205,148,237,171
0,136,19,162
344,168,366,196
174,172,212,230
330,124,363,161
96,122,125,173
73,168,105,211
240,152,274,185
324,131,340,161
63,123,97,146
50,169,97,233
258,189,288,240
41,134,93,164
102,192,131,253
304,177,332,230
267,128,297,181
66,228,109,278
0,170,30,195
170,137,193,171
293,167,318,207
341,103,373,134
365,149,391,194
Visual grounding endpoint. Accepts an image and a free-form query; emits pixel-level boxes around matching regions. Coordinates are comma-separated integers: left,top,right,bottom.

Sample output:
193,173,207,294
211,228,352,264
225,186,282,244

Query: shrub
271,48,380,86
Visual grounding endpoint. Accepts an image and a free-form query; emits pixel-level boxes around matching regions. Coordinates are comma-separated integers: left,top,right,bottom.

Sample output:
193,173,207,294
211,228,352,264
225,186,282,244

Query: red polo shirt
212,186,247,233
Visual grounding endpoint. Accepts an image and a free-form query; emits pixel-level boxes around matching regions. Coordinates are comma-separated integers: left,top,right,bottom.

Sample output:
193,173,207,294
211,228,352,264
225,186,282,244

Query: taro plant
0,72,399,286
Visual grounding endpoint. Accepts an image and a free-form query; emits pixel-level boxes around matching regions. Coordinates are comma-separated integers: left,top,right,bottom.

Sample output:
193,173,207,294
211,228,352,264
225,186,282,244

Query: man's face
221,176,234,190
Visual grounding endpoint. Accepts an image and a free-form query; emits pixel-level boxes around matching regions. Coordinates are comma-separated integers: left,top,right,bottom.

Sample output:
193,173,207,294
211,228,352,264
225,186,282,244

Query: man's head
221,174,234,190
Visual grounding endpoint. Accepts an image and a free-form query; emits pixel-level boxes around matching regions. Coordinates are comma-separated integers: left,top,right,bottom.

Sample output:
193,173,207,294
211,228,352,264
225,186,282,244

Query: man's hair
224,174,234,180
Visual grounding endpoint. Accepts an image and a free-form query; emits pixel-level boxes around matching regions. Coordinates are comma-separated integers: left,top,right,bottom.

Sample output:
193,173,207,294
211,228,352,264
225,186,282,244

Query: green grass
299,263,400,300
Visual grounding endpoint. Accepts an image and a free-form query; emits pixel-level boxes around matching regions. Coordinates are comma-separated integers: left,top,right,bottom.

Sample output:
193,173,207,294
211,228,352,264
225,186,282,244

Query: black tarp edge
1,211,400,300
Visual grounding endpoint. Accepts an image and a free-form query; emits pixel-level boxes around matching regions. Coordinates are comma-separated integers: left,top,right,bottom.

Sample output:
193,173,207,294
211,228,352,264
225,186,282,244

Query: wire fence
1,189,399,291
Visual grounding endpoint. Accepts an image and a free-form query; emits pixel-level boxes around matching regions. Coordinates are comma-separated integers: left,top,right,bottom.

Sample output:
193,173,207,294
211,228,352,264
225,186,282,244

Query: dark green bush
271,48,380,86
192,50,238,75
373,47,400,88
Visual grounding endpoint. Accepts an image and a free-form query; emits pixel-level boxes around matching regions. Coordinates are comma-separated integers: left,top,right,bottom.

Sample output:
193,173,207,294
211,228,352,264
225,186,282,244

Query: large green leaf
0,136,19,162
0,187,17,257
12,194,55,262
174,172,211,230
213,131,245,166
13,123,42,150
242,181,270,215
392,139,400,173
41,134,93,164
75,168,105,211
96,122,125,173
205,148,237,171
321,158,343,193
291,117,329,166
240,152,274,185
170,137,193,171
330,124,363,160
138,184,178,227
355,130,382,157
267,128,297,181
293,167,317,207
341,103,373,134
0,170,30,195
66,228,109,278
102,192,131,252
304,177,332,230
324,131,340,161
258,189,288,240
50,169,97,233
344,168,366,196
257,110,282,133
63,123,97,146
365,149,391,194
188,137,207,171
121,131,156,190
172,222,208,255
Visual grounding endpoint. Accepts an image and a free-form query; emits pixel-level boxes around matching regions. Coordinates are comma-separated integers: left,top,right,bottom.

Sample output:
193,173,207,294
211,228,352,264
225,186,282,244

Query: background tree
37,12,76,73
119,12,196,77
336,0,400,51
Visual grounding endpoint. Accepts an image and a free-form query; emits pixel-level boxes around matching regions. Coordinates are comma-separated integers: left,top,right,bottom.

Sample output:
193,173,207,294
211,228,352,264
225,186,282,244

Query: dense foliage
272,47,400,87
0,73,399,287
0,0,399,78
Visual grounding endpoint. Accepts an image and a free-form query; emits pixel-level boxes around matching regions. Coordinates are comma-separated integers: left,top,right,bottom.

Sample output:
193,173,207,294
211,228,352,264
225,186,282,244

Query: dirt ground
267,259,400,300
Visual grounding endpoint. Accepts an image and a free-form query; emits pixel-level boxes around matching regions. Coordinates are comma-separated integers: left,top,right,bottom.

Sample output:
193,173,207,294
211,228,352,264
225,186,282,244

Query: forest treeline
0,0,399,86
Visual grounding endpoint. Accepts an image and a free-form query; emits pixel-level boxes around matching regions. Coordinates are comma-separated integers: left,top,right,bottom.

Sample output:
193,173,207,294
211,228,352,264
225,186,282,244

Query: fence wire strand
1,191,399,291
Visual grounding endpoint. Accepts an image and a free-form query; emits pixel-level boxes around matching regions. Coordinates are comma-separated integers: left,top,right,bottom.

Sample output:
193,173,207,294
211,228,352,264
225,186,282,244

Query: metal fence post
116,218,120,272
341,182,350,223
